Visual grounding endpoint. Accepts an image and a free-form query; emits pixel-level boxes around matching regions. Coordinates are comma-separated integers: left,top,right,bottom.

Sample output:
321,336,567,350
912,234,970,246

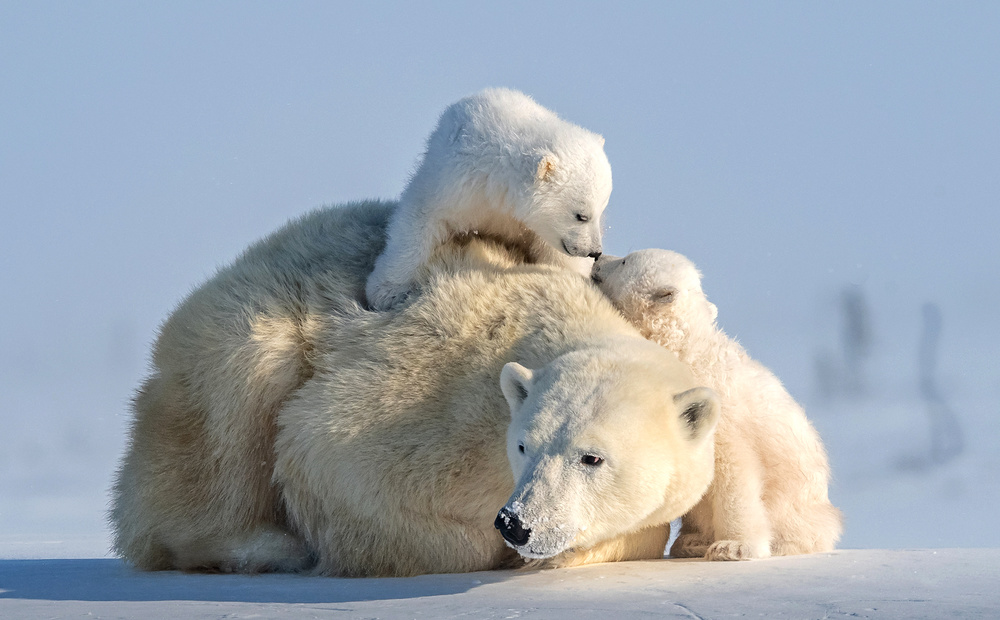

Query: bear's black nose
588,251,602,260
494,508,531,547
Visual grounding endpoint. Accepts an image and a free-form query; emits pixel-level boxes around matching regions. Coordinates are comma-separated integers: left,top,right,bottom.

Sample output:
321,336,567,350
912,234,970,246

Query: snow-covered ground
2,550,996,618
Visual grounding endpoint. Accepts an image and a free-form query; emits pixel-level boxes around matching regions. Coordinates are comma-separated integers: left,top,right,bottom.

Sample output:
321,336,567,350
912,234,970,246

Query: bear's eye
518,443,525,454
654,288,676,303
575,213,589,222
581,454,604,466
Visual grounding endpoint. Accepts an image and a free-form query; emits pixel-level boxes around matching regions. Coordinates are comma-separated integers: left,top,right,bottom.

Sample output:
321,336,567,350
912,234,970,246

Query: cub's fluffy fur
366,88,611,310
593,249,843,560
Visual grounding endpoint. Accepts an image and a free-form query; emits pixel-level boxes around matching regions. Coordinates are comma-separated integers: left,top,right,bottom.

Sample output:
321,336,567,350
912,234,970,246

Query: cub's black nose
588,251,602,260
494,508,531,547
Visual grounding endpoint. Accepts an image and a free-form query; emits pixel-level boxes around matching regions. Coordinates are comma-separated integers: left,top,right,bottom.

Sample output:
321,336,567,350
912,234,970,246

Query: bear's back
273,237,640,575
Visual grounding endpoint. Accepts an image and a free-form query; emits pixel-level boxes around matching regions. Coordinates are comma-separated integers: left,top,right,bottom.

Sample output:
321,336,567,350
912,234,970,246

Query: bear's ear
651,287,678,305
673,387,720,446
598,136,605,147
500,362,535,414
535,154,558,182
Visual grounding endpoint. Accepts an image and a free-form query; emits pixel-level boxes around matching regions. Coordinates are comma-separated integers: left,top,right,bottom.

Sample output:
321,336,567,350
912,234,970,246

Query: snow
2,550,996,618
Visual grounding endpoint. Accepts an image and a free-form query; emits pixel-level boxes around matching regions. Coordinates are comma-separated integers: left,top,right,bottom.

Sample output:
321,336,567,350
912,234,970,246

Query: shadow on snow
0,559,514,603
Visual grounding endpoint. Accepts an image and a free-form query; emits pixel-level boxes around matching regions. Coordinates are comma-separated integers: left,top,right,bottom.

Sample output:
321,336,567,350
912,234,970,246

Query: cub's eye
575,213,589,222
581,454,604,466
518,443,525,454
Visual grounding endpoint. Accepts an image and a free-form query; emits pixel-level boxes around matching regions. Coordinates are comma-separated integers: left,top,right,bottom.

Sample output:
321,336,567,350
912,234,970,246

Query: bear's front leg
366,216,440,310
543,525,671,568
366,252,418,310
365,275,415,310
705,440,772,561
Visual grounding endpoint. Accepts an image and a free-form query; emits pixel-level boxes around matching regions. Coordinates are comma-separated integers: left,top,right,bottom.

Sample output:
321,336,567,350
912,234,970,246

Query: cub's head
432,88,611,262
523,133,612,262
591,249,718,329
495,341,719,560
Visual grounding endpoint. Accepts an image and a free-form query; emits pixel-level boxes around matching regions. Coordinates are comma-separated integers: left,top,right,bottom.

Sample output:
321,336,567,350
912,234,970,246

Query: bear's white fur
365,88,612,310
592,249,843,561
110,201,395,574
111,203,718,577
497,351,718,562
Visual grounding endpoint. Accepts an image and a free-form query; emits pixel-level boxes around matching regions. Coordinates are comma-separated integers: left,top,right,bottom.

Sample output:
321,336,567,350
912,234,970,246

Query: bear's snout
561,238,603,260
494,508,531,547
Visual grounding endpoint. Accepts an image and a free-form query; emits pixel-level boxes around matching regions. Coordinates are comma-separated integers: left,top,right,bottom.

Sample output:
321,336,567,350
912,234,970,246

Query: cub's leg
366,212,445,310
704,439,772,561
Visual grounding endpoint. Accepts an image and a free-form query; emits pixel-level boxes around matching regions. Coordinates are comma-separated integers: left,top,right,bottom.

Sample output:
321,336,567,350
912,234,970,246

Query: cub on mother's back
365,88,612,310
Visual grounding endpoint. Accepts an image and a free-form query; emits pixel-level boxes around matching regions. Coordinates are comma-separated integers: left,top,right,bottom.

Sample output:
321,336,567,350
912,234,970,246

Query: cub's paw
669,534,710,559
365,281,413,311
705,540,762,561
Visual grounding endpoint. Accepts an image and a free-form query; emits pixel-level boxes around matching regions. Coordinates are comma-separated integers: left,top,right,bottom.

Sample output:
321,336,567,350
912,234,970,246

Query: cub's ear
535,154,558,182
673,387,720,446
500,362,535,414
652,287,678,304
598,136,605,147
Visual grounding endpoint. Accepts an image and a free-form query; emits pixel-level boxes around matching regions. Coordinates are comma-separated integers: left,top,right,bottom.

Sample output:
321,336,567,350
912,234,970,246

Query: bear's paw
669,533,711,559
366,280,414,311
705,540,765,561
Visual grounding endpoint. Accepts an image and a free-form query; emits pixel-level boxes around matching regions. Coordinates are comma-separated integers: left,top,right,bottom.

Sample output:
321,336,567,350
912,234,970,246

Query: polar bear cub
365,88,612,310
592,249,843,560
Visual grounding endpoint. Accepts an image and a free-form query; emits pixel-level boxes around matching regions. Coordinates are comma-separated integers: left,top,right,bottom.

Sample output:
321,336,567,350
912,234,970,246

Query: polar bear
110,201,396,574
364,88,611,310
279,298,720,576
592,249,843,561
495,350,719,565
111,202,719,577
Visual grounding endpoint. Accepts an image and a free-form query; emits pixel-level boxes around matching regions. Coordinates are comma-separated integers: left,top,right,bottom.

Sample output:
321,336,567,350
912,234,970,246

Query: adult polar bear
111,202,720,577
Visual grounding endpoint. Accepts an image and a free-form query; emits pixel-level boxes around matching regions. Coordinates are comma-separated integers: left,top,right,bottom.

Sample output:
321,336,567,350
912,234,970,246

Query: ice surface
2,550,996,618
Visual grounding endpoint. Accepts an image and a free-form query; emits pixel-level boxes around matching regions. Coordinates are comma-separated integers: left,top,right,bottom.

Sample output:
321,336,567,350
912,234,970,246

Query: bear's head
591,249,718,337
434,88,611,262
522,134,612,262
496,340,719,559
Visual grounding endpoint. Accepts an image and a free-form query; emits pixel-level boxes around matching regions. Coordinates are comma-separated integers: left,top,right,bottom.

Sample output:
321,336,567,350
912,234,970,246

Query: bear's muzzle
494,508,531,547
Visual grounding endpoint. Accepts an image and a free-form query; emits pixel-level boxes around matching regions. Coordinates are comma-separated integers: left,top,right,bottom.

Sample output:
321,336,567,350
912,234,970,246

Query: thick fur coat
111,204,718,577
593,249,843,560
365,88,611,310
